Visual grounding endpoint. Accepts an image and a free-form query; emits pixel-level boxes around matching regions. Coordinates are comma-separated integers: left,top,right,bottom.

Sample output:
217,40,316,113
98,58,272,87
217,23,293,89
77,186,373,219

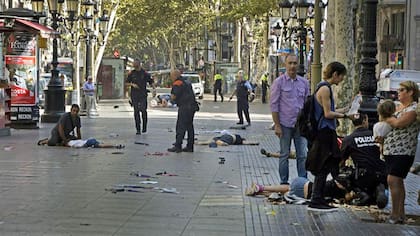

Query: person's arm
318,86,347,119
385,109,416,128
229,89,237,100
76,127,81,139
270,79,283,137
58,124,68,144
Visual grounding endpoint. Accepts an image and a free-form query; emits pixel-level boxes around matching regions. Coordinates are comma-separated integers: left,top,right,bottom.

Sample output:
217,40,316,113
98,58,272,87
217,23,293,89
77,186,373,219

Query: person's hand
274,124,283,138
347,113,359,120
131,83,139,89
375,136,384,144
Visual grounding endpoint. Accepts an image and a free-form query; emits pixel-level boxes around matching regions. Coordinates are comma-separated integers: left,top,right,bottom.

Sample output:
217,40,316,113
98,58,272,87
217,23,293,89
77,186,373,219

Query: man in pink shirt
270,54,310,185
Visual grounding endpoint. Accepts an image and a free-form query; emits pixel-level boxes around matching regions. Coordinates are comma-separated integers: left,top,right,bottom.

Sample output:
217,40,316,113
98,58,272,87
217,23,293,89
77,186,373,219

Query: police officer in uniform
167,69,198,153
261,72,269,103
229,70,253,126
341,113,388,208
126,59,156,135
213,70,223,102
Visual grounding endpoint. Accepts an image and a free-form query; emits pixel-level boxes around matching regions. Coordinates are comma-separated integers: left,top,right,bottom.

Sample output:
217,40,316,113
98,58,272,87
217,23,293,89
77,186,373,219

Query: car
182,72,204,99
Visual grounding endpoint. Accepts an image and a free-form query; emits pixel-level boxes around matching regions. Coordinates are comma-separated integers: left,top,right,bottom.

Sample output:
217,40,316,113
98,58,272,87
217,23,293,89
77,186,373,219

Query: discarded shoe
116,144,125,149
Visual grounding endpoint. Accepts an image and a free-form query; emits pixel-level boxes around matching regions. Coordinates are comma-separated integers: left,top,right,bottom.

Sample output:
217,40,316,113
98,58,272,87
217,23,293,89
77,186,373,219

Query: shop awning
0,18,58,38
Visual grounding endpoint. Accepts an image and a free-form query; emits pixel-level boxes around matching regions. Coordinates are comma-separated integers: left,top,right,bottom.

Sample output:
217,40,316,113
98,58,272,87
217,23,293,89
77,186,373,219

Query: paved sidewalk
0,95,418,235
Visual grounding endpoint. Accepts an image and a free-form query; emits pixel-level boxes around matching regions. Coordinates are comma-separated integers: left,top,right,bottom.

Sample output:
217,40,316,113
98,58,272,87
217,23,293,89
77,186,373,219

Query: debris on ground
144,152,168,157
134,141,150,146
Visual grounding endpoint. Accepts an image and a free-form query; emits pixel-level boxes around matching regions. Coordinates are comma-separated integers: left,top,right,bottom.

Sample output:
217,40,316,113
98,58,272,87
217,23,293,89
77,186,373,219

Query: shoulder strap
314,82,333,127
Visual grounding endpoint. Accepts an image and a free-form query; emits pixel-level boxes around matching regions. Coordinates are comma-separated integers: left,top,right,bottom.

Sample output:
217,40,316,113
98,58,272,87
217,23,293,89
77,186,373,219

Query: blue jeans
278,125,308,184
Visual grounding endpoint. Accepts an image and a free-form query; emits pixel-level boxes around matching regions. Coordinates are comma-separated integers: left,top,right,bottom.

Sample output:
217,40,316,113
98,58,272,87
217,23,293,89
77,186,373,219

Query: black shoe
375,184,388,209
136,131,141,135
247,122,251,126
307,203,338,212
236,122,244,125
182,147,194,152
142,129,147,134
167,147,182,153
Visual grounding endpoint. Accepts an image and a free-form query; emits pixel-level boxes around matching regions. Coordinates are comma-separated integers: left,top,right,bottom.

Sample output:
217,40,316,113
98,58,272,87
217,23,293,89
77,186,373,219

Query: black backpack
296,82,332,142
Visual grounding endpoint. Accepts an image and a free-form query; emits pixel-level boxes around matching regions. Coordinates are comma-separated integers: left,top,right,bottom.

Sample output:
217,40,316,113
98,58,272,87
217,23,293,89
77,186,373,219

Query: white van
182,72,204,99
377,69,420,100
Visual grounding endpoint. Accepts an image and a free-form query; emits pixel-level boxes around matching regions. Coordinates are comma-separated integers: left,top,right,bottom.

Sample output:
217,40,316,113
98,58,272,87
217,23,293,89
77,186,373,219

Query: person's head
377,100,396,120
323,61,347,85
285,54,298,78
237,70,244,81
170,69,181,82
398,80,419,104
70,104,80,117
133,59,142,70
87,76,93,83
351,113,368,128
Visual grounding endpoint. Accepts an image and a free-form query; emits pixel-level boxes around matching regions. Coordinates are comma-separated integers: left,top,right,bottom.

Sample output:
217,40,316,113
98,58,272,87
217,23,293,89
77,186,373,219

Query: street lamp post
310,0,326,92
295,0,311,77
359,0,379,127
273,22,282,77
41,0,65,123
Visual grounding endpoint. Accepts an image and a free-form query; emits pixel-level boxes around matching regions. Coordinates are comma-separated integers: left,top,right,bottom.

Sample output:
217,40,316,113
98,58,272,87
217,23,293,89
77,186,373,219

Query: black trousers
262,87,267,103
175,106,195,149
133,99,148,132
213,86,223,102
237,99,250,124
311,156,339,204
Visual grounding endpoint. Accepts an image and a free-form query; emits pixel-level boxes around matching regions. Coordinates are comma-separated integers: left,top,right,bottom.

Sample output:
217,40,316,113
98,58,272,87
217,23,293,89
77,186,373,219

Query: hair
399,80,419,102
323,61,347,79
351,113,368,126
285,53,297,62
377,100,396,120
71,104,80,111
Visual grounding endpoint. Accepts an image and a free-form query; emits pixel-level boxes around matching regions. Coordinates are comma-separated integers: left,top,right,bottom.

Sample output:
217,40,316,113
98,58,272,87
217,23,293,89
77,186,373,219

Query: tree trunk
322,0,358,135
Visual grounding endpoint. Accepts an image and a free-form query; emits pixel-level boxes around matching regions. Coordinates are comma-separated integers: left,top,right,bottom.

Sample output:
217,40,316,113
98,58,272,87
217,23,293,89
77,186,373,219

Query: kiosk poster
4,32,36,105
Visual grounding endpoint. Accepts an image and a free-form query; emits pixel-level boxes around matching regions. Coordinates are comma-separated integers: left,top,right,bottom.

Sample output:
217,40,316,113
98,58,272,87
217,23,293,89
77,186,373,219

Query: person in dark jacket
229,70,253,126
167,69,198,153
126,59,156,135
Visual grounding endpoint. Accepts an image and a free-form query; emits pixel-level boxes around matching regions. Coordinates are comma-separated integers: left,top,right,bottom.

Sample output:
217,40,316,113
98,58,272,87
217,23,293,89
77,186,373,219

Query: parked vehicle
377,69,420,100
182,72,204,99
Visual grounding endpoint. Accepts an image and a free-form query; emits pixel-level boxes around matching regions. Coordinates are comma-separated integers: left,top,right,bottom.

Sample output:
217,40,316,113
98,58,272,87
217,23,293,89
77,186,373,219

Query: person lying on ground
38,137,124,149
245,177,350,204
196,133,259,146
245,166,388,209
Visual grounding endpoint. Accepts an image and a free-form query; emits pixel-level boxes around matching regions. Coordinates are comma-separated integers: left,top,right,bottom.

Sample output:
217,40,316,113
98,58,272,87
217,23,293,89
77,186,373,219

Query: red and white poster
4,32,37,105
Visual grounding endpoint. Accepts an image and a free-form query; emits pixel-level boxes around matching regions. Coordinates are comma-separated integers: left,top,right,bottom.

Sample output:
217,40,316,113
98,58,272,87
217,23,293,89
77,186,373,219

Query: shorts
84,138,100,148
384,155,414,179
289,177,309,198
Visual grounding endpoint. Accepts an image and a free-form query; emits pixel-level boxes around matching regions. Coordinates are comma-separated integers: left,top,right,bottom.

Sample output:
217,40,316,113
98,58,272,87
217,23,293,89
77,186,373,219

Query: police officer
126,59,156,135
167,69,198,153
213,70,223,102
261,72,269,103
341,113,388,208
229,70,253,126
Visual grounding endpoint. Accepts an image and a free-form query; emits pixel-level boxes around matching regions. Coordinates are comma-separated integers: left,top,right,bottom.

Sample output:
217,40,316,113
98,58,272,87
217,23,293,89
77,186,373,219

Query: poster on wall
4,32,37,105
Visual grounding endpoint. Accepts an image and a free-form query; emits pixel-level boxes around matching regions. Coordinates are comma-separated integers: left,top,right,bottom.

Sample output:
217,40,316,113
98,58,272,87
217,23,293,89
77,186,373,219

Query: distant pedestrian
229,70,253,126
126,59,156,135
213,70,224,102
378,81,420,224
38,104,82,146
167,69,198,153
306,61,350,212
83,76,95,118
270,54,309,185
261,72,269,103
